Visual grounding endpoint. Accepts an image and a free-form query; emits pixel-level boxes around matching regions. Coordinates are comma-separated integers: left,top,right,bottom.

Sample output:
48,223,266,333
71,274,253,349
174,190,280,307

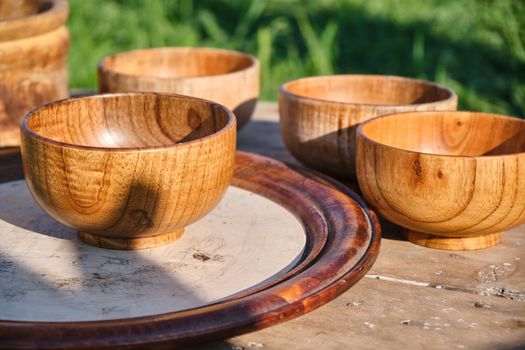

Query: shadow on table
185,340,239,350
377,216,405,241
494,343,525,350
238,119,296,164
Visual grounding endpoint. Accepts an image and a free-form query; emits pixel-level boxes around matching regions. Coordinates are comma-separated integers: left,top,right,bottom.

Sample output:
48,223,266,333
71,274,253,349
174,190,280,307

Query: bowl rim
98,46,260,81
356,110,525,159
279,74,457,108
0,0,68,41
20,92,236,152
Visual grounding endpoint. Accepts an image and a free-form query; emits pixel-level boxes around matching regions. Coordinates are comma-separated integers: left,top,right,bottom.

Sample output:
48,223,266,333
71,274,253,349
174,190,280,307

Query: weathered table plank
213,101,525,350
209,278,525,350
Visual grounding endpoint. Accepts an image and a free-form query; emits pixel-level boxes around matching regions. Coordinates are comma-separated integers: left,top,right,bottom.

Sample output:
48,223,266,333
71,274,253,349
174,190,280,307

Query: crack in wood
365,274,525,302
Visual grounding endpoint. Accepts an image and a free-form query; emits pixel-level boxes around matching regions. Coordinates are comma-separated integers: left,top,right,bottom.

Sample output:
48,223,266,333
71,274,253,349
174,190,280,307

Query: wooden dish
279,75,457,180
356,111,525,250
20,92,237,250
0,0,69,147
0,151,380,349
98,47,260,130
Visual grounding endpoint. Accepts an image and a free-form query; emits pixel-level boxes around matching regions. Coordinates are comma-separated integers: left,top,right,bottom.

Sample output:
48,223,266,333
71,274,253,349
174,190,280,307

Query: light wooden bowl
356,111,525,250
279,75,457,179
0,0,69,147
21,93,236,250
98,47,259,130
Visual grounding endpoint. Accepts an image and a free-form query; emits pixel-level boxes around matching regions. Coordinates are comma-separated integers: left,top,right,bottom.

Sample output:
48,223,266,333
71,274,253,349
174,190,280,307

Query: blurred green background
68,0,525,117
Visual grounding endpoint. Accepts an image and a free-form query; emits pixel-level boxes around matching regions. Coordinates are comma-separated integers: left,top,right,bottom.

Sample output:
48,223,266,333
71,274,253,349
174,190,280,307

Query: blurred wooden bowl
279,75,457,180
21,93,236,250
98,47,259,130
356,111,525,250
0,0,69,147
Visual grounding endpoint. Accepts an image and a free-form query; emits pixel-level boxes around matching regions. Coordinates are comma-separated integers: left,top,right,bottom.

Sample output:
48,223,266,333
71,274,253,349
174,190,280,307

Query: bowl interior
282,75,453,106
360,112,525,156
0,0,52,21
102,48,254,79
24,94,232,148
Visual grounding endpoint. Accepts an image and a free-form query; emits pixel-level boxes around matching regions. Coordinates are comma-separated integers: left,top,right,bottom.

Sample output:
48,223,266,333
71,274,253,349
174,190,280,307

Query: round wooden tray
0,151,380,349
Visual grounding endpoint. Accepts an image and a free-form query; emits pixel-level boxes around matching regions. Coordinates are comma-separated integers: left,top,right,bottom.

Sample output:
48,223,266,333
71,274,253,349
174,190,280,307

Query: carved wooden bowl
20,93,236,250
356,111,525,250
0,0,69,147
98,47,259,130
279,75,457,180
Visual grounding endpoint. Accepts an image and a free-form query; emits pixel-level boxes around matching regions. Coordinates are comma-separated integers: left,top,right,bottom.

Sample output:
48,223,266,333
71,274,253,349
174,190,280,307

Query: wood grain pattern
98,47,260,129
0,151,380,349
0,0,69,147
356,111,525,250
77,229,185,250
279,75,457,180
20,92,237,249
404,230,502,251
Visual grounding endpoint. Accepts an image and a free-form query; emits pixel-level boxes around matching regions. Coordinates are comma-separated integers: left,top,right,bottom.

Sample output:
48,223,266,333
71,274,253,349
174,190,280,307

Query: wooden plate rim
0,150,380,349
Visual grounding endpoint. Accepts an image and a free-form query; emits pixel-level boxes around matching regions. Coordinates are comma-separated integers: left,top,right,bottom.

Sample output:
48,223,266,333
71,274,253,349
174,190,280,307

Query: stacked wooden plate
0,151,380,349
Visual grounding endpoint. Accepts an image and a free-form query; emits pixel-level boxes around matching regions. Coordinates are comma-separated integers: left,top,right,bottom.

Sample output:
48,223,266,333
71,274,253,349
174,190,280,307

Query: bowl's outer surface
98,47,259,129
0,0,69,147
356,112,525,240
279,75,457,180
20,94,236,240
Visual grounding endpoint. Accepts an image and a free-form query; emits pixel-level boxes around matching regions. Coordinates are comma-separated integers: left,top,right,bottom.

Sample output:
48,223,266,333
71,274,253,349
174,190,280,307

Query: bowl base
77,230,185,250
404,230,501,251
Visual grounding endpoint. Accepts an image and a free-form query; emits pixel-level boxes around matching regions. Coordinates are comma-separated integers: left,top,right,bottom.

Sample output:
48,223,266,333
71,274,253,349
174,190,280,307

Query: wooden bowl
20,93,236,250
279,75,457,180
0,0,69,147
98,47,259,130
356,111,525,250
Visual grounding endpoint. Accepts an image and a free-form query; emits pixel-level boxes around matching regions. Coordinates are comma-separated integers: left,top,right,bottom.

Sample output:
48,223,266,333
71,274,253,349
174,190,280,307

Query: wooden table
193,102,525,350
0,102,523,349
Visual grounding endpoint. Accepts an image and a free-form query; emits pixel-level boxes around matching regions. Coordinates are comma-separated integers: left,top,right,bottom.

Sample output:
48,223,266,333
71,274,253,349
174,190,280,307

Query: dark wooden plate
0,150,380,349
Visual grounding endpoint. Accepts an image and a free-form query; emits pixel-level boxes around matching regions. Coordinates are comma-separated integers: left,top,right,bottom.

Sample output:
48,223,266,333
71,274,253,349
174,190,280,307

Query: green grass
68,0,525,117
